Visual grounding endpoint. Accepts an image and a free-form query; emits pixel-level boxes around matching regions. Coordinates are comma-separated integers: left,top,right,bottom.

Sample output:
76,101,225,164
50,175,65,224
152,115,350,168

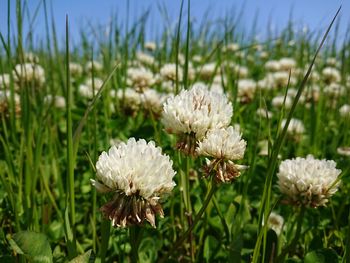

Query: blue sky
0,0,348,46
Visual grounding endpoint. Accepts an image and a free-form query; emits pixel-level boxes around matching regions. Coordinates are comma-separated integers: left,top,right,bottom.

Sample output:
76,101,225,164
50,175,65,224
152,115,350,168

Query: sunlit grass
0,1,349,262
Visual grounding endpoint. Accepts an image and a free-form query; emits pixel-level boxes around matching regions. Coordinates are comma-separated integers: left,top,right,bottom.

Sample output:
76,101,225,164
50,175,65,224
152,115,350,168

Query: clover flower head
279,57,296,71
267,212,284,235
281,118,305,136
144,42,157,51
339,104,350,117
91,138,176,228
127,67,155,91
13,63,45,85
197,126,246,161
162,84,232,140
160,63,182,81
277,155,341,207
265,60,281,72
197,126,247,183
85,60,103,73
322,67,341,84
0,90,21,115
136,52,155,66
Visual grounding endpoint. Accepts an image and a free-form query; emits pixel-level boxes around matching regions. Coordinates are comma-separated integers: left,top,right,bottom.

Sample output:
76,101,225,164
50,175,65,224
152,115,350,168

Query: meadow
0,1,350,262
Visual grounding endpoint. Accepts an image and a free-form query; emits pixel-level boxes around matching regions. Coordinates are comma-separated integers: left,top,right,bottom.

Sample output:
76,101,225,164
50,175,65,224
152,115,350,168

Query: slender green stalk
65,15,77,256
174,0,184,94
130,225,143,263
183,0,191,90
159,180,218,263
99,219,111,263
91,54,98,253
276,207,305,262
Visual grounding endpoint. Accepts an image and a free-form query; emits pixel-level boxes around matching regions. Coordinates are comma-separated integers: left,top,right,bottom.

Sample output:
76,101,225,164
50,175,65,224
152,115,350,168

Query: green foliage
0,1,349,262
9,231,53,263
304,248,340,263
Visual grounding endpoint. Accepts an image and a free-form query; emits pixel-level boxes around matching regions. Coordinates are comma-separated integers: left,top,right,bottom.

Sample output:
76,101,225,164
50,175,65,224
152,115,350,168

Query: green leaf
138,237,158,263
10,231,53,263
204,235,219,262
65,207,76,258
304,248,339,263
69,249,92,263
224,203,237,232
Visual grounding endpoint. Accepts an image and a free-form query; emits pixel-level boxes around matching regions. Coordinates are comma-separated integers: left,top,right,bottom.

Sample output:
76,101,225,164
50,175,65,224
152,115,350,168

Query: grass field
0,1,350,262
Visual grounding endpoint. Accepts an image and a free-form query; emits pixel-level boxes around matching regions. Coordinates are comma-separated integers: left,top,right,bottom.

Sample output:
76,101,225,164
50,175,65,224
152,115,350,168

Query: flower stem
130,225,143,263
99,219,110,263
159,180,218,263
276,207,305,262
343,205,350,263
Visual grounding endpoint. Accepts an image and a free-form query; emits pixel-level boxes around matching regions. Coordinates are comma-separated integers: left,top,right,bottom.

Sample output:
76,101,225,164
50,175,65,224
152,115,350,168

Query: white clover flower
337,147,350,157
141,89,168,114
197,126,247,183
177,54,186,65
192,55,202,63
272,95,292,109
160,80,175,93
115,88,142,114
325,57,339,67
69,62,83,77
187,64,196,81
339,104,350,117
197,126,246,161
257,74,275,91
272,71,296,87
256,108,273,119
85,60,103,73
231,64,249,78
127,67,155,91
136,52,155,66
265,60,281,72
281,118,305,136
212,74,228,87
258,140,269,156
86,78,104,90
13,63,45,86
277,155,341,207
210,83,225,94
160,63,182,81
322,67,341,84
324,83,345,98
0,74,11,89
237,79,256,102
78,78,104,99
267,212,284,235
303,84,320,102
199,63,218,80
78,84,94,99
309,71,320,83
162,84,233,140
44,95,66,109
144,41,157,51
288,40,295,47
24,52,39,63
259,51,269,59
223,43,240,52
0,90,21,115
279,58,296,71
91,138,176,228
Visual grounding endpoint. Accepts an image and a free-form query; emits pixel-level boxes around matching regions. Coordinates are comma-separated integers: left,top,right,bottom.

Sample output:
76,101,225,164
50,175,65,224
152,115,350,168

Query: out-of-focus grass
0,1,349,262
